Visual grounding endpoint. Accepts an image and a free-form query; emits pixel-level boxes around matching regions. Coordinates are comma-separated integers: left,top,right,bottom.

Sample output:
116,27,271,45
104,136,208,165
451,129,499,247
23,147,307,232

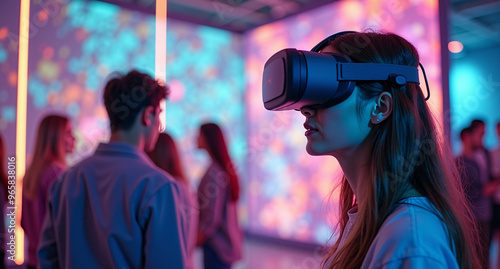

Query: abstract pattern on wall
24,0,246,192
0,0,21,156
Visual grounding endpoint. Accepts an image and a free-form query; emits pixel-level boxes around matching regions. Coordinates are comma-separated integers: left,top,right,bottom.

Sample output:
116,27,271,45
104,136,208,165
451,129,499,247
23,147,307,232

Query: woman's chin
306,142,340,156
306,144,324,156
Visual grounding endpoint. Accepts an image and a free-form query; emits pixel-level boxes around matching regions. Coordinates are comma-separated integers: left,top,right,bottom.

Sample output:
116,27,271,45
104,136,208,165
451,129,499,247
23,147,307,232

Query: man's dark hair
470,119,485,132
103,70,168,131
460,126,472,141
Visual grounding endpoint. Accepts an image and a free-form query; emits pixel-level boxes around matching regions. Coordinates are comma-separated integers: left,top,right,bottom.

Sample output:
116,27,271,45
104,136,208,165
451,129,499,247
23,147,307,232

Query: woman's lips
305,130,318,136
303,123,318,137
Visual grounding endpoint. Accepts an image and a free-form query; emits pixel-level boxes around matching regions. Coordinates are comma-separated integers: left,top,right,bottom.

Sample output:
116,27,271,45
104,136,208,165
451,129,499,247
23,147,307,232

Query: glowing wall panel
26,0,155,165
245,0,443,244
163,21,246,193
0,0,21,157
24,0,245,196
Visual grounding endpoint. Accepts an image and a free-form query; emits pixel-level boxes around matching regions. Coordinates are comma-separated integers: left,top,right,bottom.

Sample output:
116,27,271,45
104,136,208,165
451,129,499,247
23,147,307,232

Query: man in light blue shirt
38,70,188,268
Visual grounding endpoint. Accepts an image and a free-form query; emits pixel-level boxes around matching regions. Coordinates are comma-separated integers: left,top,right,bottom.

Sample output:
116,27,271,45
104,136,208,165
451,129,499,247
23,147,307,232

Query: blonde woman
21,115,74,269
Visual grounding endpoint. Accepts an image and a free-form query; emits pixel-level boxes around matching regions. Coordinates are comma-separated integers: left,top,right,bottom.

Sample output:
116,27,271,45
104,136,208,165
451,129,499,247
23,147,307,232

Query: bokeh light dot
38,60,60,81
0,27,8,40
168,80,185,102
1,107,16,122
412,23,424,37
448,41,464,53
43,47,54,59
0,49,6,63
37,9,49,23
8,72,17,87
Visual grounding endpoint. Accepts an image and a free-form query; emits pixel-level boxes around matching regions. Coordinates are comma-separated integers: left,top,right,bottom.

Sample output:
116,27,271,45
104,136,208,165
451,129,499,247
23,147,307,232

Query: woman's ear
370,92,393,124
141,105,155,127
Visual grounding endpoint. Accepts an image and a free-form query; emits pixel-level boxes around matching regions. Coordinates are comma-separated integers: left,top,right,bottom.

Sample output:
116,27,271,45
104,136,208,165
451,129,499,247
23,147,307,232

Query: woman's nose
300,106,316,117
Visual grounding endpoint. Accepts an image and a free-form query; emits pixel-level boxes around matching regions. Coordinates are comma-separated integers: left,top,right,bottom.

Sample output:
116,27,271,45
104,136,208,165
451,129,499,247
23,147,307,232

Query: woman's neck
334,140,372,207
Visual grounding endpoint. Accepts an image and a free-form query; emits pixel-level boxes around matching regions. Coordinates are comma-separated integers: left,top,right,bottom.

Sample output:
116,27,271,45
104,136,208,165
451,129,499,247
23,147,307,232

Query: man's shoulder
57,152,176,189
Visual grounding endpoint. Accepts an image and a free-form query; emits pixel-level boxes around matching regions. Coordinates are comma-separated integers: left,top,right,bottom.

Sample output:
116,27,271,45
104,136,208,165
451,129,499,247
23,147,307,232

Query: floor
7,233,499,268
193,235,323,269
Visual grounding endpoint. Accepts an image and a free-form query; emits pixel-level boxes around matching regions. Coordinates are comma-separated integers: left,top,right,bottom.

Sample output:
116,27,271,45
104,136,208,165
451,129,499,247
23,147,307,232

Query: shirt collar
95,142,153,164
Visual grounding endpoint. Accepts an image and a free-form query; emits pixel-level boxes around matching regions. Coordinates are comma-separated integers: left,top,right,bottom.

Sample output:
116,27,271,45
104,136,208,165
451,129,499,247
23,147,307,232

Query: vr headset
262,31,429,111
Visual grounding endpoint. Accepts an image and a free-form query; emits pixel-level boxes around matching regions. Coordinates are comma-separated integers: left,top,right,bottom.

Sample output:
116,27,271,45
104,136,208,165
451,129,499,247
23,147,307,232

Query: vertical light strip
15,0,30,265
155,0,167,129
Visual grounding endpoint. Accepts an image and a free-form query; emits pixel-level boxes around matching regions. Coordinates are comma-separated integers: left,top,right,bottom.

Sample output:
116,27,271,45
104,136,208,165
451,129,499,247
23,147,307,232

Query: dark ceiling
99,0,337,33
449,0,500,51
99,0,500,51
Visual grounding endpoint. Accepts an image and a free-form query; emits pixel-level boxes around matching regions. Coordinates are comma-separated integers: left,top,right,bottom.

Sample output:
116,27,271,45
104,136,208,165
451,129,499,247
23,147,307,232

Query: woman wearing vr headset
298,32,481,268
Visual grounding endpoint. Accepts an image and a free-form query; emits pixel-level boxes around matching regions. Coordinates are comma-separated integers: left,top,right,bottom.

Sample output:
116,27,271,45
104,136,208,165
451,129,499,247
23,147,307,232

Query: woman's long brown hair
200,123,240,201
148,132,187,183
324,32,481,268
23,115,69,200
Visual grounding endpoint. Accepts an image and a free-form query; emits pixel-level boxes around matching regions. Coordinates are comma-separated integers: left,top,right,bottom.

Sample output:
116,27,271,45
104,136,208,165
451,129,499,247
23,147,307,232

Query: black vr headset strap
337,63,419,83
419,63,431,100
311,31,431,102
338,62,430,100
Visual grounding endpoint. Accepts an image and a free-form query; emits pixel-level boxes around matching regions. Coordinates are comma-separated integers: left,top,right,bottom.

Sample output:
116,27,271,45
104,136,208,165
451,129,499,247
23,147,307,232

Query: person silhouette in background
196,123,242,269
0,133,9,269
492,122,500,180
490,122,500,269
21,114,74,269
469,120,498,264
38,70,187,268
148,132,198,269
469,120,492,188
456,126,492,267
